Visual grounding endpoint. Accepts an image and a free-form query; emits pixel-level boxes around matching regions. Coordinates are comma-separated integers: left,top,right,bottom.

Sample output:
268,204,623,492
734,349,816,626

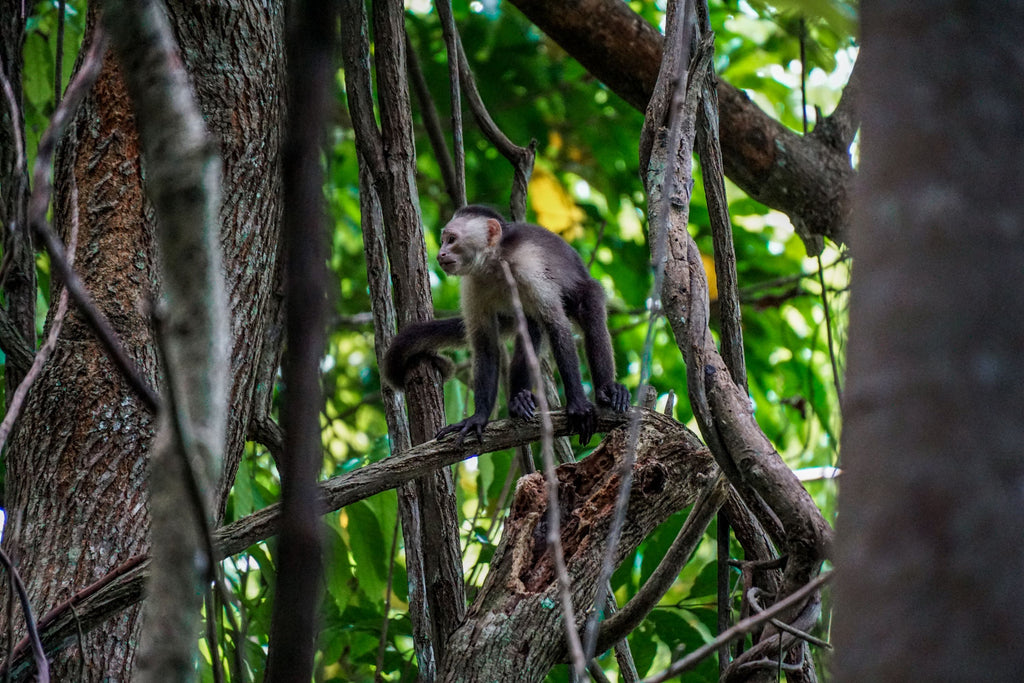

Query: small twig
800,20,844,407
499,259,587,680
465,458,518,586
204,589,224,683
33,224,159,414
717,509,731,676
735,657,803,674
816,254,844,404
586,219,607,270
738,254,850,297
799,18,809,137
405,35,460,206
811,55,862,152
641,571,832,682
62,593,85,683
0,549,49,683
728,556,787,572
212,568,246,682
248,415,284,470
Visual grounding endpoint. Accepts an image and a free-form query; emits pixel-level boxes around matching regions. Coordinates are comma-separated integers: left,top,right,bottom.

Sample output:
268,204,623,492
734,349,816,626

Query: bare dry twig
499,259,587,680
642,572,832,682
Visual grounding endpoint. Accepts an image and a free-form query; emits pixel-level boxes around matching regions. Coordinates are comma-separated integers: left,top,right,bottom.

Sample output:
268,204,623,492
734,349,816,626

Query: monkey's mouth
438,257,458,274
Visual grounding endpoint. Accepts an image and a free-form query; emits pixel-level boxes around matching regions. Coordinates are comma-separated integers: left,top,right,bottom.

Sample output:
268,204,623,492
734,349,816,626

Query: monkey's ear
486,218,502,247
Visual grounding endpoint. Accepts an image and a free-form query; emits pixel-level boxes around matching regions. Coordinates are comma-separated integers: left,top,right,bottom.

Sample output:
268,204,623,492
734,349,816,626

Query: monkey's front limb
437,325,502,446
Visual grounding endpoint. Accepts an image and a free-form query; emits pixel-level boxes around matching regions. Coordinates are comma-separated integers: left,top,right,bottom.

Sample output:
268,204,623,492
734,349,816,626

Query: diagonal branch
499,260,586,679
595,471,728,653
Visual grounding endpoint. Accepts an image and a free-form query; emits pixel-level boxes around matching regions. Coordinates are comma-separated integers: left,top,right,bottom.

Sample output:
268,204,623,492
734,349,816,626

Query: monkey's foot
509,390,537,419
436,413,488,446
566,398,598,446
597,382,631,413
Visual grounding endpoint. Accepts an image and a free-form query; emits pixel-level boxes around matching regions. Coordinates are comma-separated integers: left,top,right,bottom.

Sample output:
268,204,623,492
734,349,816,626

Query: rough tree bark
835,1,1024,679
0,1,285,678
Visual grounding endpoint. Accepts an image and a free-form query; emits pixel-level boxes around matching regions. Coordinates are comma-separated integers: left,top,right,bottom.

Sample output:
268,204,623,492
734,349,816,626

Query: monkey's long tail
381,317,466,389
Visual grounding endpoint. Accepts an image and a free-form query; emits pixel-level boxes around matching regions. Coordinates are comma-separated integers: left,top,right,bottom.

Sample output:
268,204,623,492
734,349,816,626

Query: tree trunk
0,1,284,678
835,1,1024,680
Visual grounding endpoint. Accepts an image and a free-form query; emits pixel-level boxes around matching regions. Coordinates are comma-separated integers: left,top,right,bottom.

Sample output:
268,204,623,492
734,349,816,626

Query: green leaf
346,500,389,601
324,516,356,613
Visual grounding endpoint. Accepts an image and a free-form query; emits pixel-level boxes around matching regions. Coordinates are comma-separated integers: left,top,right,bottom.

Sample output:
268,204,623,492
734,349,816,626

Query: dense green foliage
13,0,855,680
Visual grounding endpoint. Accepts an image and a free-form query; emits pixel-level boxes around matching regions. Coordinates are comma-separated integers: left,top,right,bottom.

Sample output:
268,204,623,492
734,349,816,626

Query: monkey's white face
438,216,501,276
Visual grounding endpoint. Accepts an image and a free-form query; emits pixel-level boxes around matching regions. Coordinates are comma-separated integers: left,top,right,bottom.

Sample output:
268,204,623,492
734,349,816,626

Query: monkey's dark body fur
383,205,630,445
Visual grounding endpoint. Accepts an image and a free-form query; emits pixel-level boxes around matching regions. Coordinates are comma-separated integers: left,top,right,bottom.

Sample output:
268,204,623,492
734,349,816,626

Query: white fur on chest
461,242,561,332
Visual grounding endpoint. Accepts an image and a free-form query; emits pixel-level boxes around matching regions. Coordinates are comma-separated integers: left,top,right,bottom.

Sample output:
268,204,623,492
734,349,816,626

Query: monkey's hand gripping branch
434,413,489,447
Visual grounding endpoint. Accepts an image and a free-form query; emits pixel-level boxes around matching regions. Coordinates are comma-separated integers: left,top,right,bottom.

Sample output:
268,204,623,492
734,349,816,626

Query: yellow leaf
702,252,719,302
529,169,584,240
547,130,564,154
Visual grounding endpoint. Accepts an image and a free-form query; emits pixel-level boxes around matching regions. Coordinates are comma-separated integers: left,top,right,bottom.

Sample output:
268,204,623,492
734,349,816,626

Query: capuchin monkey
383,205,631,446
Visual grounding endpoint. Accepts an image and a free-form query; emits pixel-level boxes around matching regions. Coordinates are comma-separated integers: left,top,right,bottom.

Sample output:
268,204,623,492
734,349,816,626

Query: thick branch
507,0,853,248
